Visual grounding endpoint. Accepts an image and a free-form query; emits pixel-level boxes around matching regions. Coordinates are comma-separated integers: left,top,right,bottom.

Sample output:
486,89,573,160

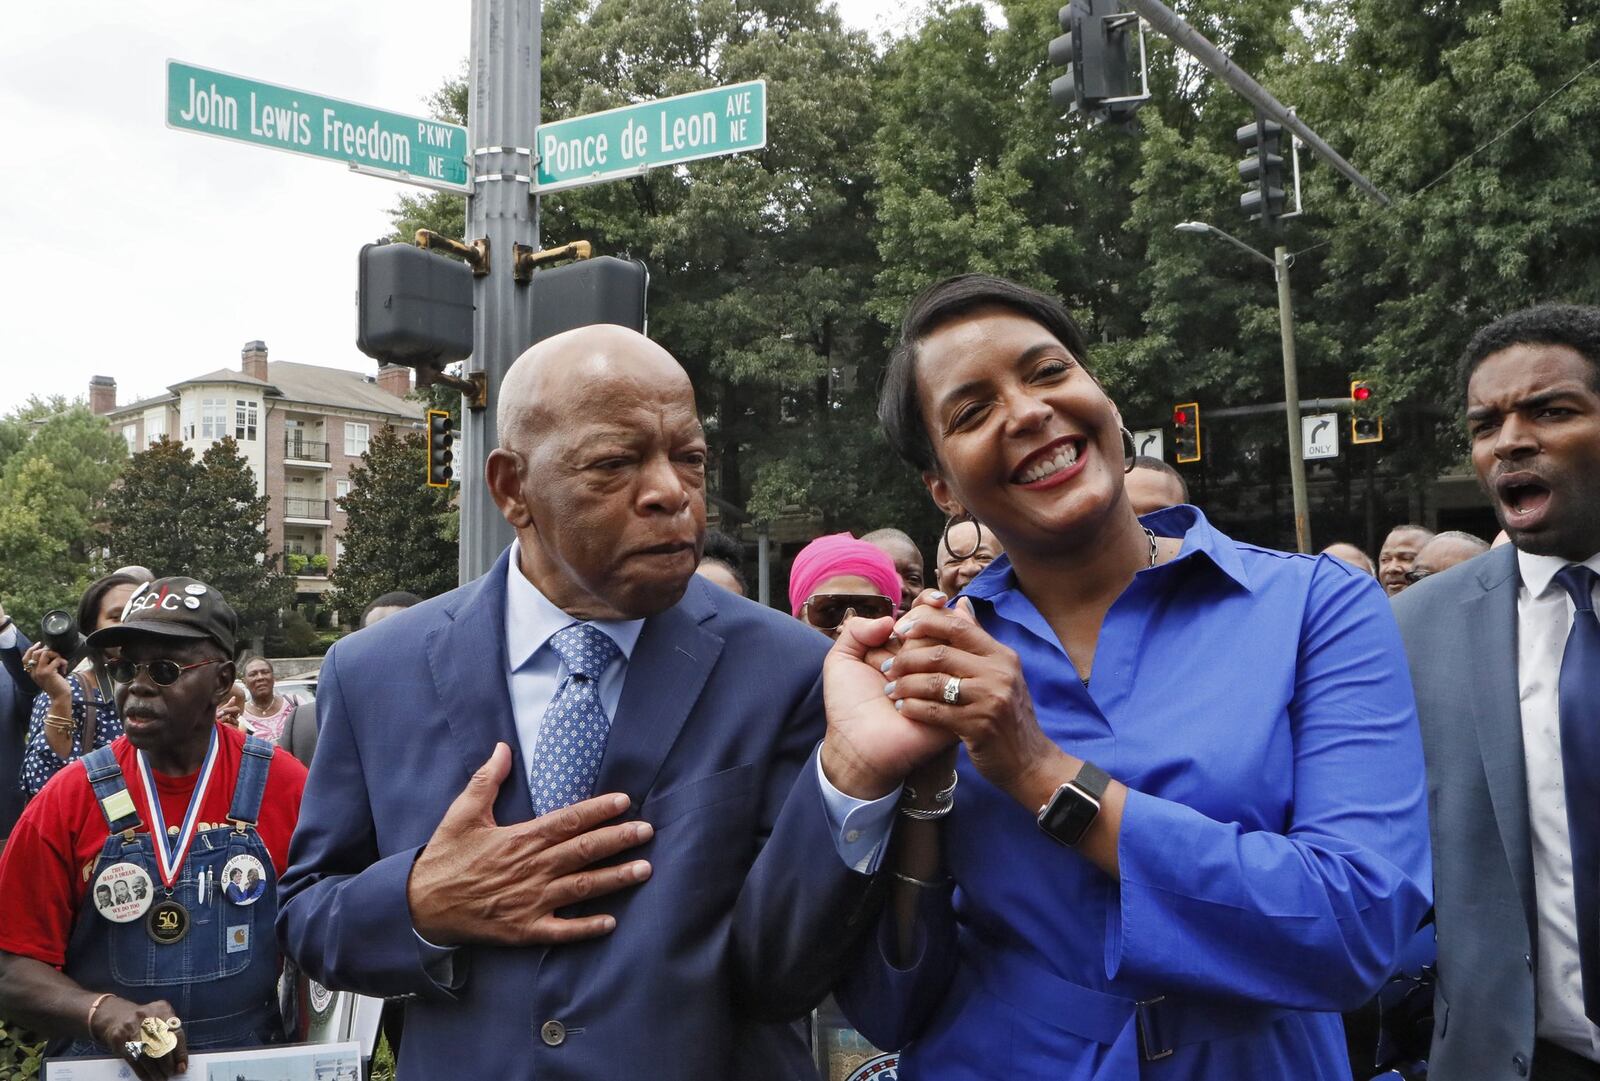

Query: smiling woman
824,274,1434,1080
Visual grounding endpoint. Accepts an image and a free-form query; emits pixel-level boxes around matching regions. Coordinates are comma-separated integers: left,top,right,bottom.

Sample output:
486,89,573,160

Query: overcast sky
0,0,920,415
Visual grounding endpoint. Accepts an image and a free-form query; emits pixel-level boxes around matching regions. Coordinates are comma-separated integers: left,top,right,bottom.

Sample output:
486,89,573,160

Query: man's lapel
598,578,724,810
1463,544,1537,933
425,548,534,824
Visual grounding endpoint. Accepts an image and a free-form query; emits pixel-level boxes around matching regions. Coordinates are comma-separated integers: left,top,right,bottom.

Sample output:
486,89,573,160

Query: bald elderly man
279,327,885,1080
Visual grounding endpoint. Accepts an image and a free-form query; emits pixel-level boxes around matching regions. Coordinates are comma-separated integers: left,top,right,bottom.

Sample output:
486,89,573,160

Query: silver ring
941,676,962,705
124,1040,144,1059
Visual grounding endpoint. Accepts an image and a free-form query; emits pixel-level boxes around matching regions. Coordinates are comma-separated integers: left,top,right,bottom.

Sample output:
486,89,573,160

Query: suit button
1512,1052,1528,1076
540,1020,566,1047
1524,952,1533,971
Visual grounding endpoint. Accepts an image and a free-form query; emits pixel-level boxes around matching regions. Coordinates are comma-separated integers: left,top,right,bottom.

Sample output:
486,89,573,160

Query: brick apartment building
91,341,423,608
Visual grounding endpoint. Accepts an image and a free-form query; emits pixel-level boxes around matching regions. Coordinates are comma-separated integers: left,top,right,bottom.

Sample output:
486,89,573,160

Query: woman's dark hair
360,591,422,627
1459,303,1600,396
879,274,1093,472
239,653,272,674
78,572,143,634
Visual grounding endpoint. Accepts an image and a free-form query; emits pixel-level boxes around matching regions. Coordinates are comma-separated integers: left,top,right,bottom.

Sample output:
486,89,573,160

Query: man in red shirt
0,577,305,1079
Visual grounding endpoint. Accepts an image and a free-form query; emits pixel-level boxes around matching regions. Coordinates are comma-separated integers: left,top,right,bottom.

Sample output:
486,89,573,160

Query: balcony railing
283,498,330,520
284,436,330,462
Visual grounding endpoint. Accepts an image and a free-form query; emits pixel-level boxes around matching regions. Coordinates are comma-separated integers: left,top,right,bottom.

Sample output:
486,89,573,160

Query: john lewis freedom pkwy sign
166,61,471,192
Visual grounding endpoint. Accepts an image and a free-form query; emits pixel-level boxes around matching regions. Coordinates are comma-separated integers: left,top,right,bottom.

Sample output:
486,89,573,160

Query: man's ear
923,470,964,518
213,661,236,704
486,449,533,529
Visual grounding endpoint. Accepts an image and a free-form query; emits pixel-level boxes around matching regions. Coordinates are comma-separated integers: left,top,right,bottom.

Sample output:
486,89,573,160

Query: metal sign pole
459,0,541,585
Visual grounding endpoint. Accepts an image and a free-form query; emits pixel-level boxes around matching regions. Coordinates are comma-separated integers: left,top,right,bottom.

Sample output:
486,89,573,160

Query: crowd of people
0,280,1594,1081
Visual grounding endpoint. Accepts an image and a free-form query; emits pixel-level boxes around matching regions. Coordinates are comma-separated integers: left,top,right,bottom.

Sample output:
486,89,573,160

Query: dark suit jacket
277,549,878,1080
1393,545,1541,1080
0,628,36,837
281,700,318,767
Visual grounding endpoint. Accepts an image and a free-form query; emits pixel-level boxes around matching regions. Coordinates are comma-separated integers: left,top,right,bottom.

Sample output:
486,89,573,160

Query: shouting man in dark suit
1394,305,1600,1081
278,326,895,1080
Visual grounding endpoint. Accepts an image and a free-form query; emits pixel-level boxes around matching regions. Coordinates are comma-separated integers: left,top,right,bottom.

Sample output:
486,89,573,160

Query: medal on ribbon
134,728,220,942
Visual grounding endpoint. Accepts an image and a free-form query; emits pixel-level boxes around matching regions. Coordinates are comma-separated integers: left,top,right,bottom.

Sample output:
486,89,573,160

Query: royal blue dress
838,506,1432,1079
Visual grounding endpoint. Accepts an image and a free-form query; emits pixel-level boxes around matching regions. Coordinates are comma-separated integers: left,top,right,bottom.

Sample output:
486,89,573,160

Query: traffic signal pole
459,0,541,585
1274,244,1311,554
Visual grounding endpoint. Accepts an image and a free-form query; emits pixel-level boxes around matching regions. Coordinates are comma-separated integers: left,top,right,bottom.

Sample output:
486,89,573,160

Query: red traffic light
1352,384,1372,401
1173,409,1190,425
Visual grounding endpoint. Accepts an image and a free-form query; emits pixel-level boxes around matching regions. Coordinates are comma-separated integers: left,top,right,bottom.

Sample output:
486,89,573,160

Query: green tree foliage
388,0,1600,554
0,403,126,632
392,0,937,547
330,426,458,620
105,437,291,646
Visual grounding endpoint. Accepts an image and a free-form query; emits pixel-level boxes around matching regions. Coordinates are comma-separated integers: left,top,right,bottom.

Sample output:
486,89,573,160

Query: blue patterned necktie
1554,564,1600,1024
528,623,622,818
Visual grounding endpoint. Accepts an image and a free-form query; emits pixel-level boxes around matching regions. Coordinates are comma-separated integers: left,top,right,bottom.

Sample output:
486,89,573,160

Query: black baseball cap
87,577,238,657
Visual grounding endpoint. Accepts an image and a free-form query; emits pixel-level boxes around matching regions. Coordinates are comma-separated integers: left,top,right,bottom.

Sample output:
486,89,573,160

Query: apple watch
1036,761,1110,847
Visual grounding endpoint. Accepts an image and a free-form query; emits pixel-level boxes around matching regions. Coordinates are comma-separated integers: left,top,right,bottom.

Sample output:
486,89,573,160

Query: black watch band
1036,761,1111,848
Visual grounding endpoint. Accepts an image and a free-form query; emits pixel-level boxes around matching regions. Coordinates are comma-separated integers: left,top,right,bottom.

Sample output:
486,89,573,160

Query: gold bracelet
42,713,78,733
85,992,114,1037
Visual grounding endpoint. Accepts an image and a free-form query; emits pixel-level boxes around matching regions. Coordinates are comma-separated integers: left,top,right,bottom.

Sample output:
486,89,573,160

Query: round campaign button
146,899,189,945
92,862,154,923
184,583,207,596
844,1053,899,1081
222,853,268,906
307,979,334,1017
183,597,201,609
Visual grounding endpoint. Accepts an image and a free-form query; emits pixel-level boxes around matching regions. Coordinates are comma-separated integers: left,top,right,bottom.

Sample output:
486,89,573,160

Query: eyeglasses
801,593,894,631
1403,568,1433,584
108,658,223,687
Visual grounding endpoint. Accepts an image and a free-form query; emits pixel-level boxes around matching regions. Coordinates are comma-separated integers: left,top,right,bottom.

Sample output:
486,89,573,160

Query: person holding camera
18,572,145,799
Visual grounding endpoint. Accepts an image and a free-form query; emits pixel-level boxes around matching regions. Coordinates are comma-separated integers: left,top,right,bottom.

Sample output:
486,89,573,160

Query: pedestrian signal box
1350,380,1383,444
1172,402,1202,463
526,256,649,346
426,410,454,488
357,242,475,369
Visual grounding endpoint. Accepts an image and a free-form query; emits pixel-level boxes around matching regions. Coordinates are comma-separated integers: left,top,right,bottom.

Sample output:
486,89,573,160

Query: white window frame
181,400,196,441
335,479,351,500
344,422,371,457
121,424,137,451
200,397,228,440
146,414,166,445
235,399,258,441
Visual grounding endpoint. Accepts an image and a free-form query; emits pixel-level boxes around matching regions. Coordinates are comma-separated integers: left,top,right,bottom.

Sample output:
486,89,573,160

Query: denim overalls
53,736,284,1057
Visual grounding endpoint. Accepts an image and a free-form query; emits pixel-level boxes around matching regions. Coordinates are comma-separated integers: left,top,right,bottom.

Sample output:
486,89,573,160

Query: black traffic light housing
527,256,650,346
1237,115,1287,223
426,409,454,488
1172,402,1202,463
1047,0,1148,127
357,242,475,368
1350,380,1384,444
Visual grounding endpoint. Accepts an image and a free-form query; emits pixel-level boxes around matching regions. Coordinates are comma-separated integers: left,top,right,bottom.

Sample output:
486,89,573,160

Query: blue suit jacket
0,628,36,837
277,550,879,1080
1393,545,1542,1081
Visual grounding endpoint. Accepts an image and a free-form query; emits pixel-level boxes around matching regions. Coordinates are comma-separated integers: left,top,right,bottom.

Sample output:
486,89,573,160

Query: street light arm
1175,222,1275,267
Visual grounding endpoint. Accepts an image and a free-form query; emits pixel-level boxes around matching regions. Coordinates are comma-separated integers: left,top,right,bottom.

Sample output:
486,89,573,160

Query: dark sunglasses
802,593,894,630
108,658,223,687
1403,568,1432,585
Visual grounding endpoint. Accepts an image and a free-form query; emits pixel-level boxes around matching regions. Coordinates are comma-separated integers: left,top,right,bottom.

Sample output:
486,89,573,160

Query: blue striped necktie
528,623,621,818
1554,563,1600,1025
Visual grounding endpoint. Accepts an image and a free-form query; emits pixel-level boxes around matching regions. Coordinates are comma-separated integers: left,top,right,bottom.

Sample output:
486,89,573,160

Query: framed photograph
43,1039,362,1081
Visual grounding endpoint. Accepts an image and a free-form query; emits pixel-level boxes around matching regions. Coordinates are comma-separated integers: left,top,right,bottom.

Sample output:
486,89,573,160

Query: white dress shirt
504,544,643,768
1516,548,1600,1058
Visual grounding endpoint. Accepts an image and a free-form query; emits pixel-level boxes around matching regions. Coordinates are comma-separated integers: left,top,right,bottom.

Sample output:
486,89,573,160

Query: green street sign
166,60,470,192
535,81,767,194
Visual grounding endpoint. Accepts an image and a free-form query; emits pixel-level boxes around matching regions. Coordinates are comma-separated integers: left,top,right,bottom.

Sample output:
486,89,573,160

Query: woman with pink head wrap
788,533,903,637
